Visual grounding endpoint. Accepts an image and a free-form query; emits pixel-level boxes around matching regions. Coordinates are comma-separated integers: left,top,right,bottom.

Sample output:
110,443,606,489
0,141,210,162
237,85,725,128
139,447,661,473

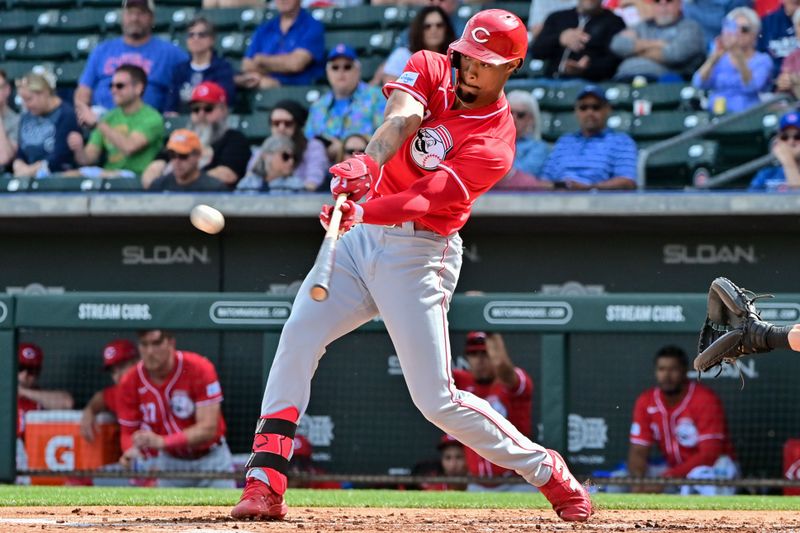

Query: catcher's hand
694,277,774,373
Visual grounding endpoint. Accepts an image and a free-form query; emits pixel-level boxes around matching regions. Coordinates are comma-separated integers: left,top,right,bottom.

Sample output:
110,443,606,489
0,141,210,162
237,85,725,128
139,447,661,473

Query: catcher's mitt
694,277,774,373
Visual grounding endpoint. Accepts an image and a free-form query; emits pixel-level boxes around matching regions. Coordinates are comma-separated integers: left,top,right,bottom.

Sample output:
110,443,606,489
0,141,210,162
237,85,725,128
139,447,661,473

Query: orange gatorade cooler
783,438,800,495
24,410,121,486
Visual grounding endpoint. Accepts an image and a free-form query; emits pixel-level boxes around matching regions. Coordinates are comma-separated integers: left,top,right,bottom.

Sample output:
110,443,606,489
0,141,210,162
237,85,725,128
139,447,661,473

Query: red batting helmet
18,343,43,369
449,9,528,66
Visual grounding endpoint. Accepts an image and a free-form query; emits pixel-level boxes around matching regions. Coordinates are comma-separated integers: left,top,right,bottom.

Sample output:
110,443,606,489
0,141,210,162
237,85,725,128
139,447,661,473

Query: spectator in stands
530,0,626,82
117,329,235,488
749,111,800,190
287,435,341,489
17,343,75,483
336,133,370,164
609,0,706,82
452,332,533,489
147,129,228,191
237,0,326,89
237,135,304,193
530,0,578,37
758,0,800,78
683,0,753,47
420,435,468,491
167,17,236,114
628,345,737,494
692,7,773,115
142,82,250,189
540,86,637,190
75,0,188,114
270,99,329,191
68,65,165,176
493,91,551,191
80,340,139,443
0,69,20,171
12,72,80,178
306,45,386,163
777,10,800,96
377,6,457,85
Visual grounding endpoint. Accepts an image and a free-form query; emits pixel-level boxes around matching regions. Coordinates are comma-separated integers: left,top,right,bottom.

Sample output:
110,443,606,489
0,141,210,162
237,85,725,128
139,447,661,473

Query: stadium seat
325,30,374,55
542,111,632,142
54,60,85,86
252,86,325,111
631,111,711,142
537,85,587,112
359,55,384,82
36,8,108,34
163,114,191,135
101,178,143,191
1,61,55,82
367,31,396,56
217,33,250,57
629,83,690,112
0,176,31,193
491,2,531,23
239,8,270,31
311,5,385,30
644,139,720,189
195,8,243,32
601,83,633,110
218,32,249,58
381,6,418,29
28,176,102,192
167,7,196,32
239,112,271,144
706,110,780,166
8,0,73,8
77,0,120,6
0,10,44,34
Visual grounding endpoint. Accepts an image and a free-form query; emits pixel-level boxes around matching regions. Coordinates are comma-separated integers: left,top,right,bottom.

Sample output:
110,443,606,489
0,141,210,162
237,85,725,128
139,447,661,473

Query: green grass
0,487,799,510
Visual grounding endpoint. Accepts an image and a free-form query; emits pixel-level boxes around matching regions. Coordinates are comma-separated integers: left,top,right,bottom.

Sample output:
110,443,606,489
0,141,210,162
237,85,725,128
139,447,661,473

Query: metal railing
637,94,794,189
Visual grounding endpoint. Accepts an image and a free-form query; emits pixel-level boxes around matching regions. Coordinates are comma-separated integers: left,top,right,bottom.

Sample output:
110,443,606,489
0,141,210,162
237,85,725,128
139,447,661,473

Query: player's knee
412,394,456,424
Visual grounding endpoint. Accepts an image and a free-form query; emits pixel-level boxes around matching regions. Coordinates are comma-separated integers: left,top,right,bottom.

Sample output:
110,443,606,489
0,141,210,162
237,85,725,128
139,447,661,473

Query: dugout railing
5,291,800,489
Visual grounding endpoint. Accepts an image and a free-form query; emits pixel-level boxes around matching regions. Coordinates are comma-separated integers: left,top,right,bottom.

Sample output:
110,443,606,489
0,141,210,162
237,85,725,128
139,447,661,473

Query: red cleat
538,449,593,522
230,478,288,520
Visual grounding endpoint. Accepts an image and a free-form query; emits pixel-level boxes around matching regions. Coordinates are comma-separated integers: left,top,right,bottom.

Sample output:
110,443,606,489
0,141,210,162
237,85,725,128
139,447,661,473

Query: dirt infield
0,507,798,532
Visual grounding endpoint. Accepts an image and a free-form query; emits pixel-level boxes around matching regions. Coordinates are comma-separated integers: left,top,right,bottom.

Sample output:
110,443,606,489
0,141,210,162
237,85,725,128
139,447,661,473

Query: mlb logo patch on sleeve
397,72,419,86
207,381,222,397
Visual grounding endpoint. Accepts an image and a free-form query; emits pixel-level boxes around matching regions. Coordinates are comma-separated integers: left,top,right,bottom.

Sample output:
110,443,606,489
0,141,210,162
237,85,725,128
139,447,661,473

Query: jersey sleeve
115,371,141,451
629,392,653,447
509,368,533,399
382,51,446,109
190,355,224,407
439,136,515,200
101,385,118,416
695,389,726,442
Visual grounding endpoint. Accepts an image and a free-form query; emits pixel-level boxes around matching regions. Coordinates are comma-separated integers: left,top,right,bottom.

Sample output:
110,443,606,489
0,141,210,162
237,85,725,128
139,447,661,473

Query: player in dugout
231,8,592,523
116,329,235,488
454,331,534,490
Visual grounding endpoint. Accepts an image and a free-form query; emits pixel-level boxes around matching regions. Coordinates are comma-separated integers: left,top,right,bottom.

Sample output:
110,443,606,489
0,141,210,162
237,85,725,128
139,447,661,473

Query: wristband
163,431,189,451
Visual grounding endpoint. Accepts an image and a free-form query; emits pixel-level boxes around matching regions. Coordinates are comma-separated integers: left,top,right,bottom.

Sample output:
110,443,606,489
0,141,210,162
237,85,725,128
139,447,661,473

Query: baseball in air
190,204,225,234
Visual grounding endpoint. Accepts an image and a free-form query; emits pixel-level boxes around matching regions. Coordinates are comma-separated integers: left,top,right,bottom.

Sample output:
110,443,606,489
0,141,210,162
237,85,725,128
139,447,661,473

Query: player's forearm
74,86,92,108
627,444,649,477
19,387,74,409
361,171,464,225
663,441,723,478
98,123,144,156
85,390,106,414
366,115,422,167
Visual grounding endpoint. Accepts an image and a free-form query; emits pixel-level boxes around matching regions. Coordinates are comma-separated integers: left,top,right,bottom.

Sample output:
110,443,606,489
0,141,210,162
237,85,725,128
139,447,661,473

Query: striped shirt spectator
540,86,637,190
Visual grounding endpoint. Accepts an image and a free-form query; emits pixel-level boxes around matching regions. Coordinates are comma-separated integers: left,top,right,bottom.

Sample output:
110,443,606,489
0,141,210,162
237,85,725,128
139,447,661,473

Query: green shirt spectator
88,104,164,174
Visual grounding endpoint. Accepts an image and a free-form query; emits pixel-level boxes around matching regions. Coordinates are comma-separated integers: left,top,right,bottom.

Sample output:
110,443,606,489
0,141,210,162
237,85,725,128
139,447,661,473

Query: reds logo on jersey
411,125,453,170
170,390,195,419
675,417,699,447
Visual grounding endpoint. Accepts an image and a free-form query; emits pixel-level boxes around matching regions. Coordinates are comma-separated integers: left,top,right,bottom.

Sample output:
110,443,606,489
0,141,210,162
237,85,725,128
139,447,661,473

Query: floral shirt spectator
305,81,385,142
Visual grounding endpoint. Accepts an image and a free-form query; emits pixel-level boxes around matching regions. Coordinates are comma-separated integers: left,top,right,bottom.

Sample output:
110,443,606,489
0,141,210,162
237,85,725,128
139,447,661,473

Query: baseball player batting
231,9,592,523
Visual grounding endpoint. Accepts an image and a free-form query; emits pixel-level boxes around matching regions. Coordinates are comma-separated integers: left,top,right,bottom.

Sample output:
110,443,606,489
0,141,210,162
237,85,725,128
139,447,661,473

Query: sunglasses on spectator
271,119,295,128
191,104,216,114
167,151,194,161
277,152,295,162
737,25,752,33
651,0,675,4
424,22,445,29
512,110,530,119
781,132,800,141
187,31,211,39
110,82,128,90
577,103,603,112
329,63,354,72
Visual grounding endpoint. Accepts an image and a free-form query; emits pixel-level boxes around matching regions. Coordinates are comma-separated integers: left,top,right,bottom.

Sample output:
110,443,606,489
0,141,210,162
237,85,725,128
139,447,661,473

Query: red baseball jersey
452,367,533,477
17,396,39,438
377,50,516,236
629,381,735,477
117,350,226,458
102,385,121,416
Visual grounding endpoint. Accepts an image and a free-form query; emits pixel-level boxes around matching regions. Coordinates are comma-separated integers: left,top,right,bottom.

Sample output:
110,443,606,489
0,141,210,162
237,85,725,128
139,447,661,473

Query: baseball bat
309,193,349,302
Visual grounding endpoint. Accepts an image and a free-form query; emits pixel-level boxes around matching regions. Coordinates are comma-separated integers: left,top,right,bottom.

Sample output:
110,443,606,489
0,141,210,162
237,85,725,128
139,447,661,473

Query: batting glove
329,153,379,202
319,199,364,236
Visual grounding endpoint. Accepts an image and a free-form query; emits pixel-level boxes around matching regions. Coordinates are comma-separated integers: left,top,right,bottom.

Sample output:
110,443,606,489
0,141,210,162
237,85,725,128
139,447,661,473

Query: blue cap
327,43,358,62
780,111,800,131
576,85,608,103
